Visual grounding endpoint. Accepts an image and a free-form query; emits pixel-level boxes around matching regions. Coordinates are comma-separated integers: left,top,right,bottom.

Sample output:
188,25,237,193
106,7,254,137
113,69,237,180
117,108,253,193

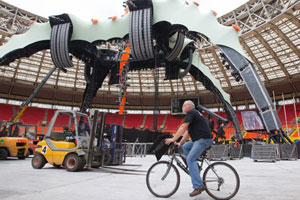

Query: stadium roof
0,0,299,111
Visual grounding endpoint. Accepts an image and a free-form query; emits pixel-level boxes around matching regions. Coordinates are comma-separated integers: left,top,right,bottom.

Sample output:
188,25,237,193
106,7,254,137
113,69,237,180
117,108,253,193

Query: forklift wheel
79,156,86,170
64,154,82,172
0,148,9,160
32,154,46,169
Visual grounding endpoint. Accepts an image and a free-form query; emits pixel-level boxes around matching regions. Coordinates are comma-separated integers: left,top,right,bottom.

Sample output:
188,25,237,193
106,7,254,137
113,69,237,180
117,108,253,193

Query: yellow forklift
32,110,107,172
0,122,29,160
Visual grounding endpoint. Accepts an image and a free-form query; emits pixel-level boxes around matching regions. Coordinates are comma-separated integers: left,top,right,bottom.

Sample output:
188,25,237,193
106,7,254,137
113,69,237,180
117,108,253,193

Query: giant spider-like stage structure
0,0,293,143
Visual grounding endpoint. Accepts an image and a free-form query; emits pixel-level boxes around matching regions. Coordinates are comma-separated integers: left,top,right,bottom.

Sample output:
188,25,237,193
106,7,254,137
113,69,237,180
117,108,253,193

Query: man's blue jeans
182,138,213,189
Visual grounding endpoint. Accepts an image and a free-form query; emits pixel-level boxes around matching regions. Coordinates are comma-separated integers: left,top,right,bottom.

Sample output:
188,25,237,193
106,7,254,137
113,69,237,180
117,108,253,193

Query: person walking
165,100,213,197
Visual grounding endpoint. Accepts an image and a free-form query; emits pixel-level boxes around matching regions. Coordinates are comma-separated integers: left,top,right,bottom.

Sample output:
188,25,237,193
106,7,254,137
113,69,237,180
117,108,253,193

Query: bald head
182,100,195,113
184,100,195,108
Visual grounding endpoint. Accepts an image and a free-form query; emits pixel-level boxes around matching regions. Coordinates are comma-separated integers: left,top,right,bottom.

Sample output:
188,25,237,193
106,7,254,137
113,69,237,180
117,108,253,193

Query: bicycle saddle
200,146,212,157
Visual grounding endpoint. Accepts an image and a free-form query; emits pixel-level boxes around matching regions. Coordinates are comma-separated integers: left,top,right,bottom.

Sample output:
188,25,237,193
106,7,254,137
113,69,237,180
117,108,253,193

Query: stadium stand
0,103,300,142
124,114,144,129
0,103,13,121
20,107,46,125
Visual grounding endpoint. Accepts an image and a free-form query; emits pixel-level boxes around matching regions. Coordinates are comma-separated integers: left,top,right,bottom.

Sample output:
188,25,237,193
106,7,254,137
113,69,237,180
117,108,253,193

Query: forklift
0,122,29,160
31,110,110,172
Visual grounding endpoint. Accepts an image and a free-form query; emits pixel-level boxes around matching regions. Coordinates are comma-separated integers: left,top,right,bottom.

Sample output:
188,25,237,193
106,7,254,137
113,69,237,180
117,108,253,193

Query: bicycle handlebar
167,142,181,156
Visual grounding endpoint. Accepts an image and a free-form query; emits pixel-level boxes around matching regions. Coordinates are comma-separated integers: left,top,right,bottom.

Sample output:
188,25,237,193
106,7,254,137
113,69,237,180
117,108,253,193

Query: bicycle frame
168,151,226,193
167,148,212,176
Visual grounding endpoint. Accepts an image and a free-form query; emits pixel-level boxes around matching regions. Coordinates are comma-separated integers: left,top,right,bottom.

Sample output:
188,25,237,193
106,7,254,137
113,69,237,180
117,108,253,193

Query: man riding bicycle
165,100,213,197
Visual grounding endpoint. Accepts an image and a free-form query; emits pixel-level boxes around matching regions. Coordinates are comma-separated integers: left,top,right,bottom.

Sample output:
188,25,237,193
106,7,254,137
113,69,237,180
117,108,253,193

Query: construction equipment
31,110,116,172
32,110,91,171
0,122,29,160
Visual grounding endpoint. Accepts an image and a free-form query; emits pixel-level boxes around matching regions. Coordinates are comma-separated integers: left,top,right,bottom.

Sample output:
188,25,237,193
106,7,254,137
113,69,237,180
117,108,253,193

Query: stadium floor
0,155,299,200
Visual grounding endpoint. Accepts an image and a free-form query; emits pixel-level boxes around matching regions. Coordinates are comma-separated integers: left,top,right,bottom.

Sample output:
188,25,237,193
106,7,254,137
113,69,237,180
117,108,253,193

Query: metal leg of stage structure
219,45,293,144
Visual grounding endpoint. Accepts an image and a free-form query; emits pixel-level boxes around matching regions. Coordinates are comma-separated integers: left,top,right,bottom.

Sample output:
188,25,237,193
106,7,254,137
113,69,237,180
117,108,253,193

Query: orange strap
232,24,240,32
119,45,130,74
119,89,127,114
119,44,130,114
211,10,217,16
193,1,199,6
109,16,117,21
91,19,98,24
125,8,129,15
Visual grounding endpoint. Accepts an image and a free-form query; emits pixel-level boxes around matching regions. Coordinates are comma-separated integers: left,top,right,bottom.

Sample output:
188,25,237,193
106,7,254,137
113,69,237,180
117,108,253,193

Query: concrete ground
0,155,299,200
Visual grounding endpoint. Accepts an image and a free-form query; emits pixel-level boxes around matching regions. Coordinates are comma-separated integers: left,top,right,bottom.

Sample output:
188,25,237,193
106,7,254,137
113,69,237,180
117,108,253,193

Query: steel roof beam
8,58,21,96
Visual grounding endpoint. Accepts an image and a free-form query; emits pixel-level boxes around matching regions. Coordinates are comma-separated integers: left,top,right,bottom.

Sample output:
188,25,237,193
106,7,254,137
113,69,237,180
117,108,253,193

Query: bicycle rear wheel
203,162,240,200
146,161,180,198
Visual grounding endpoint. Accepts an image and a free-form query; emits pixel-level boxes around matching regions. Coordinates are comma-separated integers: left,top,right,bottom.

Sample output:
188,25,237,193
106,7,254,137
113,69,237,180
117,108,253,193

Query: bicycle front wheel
203,162,240,200
146,161,180,198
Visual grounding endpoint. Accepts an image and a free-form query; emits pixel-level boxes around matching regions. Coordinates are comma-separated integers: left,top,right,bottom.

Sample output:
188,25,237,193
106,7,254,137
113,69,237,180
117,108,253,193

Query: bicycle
146,143,240,199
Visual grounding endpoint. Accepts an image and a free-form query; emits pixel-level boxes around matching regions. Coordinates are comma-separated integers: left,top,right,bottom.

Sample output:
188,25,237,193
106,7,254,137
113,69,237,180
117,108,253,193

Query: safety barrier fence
121,143,298,162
